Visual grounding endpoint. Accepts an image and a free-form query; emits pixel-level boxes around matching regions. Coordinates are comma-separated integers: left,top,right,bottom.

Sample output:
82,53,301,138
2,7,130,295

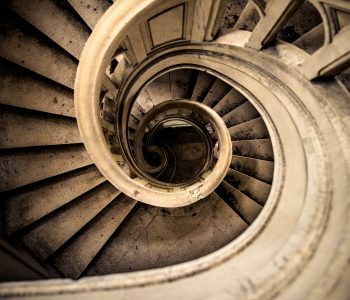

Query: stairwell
0,0,349,299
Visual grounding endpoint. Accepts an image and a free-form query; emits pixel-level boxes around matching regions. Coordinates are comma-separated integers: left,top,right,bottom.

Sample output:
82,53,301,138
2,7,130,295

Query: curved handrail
75,0,232,207
132,100,215,186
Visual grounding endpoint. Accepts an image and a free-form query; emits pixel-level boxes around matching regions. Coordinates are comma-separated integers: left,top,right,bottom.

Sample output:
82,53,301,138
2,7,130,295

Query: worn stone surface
0,105,81,148
0,144,92,192
222,100,260,127
67,0,112,30
231,155,274,183
85,193,248,275
5,165,105,235
21,182,119,261
52,194,136,279
202,78,232,107
5,0,91,59
0,60,75,117
232,139,274,161
225,168,271,205
216,180,262,224
213,88,246,116
1,1,349,299
229,117,269,140
170,69,197,100
191,71,216,101
0,6,77,89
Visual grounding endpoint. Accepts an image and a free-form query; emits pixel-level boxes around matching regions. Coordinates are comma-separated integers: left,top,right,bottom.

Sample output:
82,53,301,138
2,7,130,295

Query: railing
75,0,350,208
131,100,218,186
75,0,234,208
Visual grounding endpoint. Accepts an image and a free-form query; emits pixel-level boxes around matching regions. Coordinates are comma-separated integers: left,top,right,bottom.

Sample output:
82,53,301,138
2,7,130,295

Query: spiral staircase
0,0,349,299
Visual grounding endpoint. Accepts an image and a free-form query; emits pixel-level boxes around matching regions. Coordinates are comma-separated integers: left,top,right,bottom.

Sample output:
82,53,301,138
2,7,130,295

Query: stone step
170,69,197,100
146,73,171,106
0,106,81,148
5,0,90,59
222,101,260,127
225,168,271,205
67,0,112,30
213,88,246,117
85,193,248,275
191,71,215,101
231,155,274,184
232,1,259,32
216,181,262,224
0,7,77,89
85,203,154,276
52,194,136,279
202,78,232,108
5,165,105,235
229,117,269,140
0,144,92,192
232,139,274,161
210,191,249,239
0,60,75,117
21,182,120,261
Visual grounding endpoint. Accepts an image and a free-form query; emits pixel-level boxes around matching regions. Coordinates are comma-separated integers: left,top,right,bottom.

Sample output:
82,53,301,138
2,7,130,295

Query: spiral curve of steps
0,0,349,299
0,0,274,280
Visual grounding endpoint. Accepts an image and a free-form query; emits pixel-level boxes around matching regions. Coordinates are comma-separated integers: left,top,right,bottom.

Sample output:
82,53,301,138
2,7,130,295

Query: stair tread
0,238,60,279
21,182,120,261
5,0,90,59
232,139,274,161
191,71,216,101
0,8,77,89
216,182,262,224
202,79,231,107
170,69,196,100
0,60,75,117
0,105,81,149
136,90,153,112
146,73,171,106
222,101,260,127
0,245,43,281
231,154,274,183
0,144,92,192
213,88,246,117
225,168,271,205
52,194,136,279
141,194,246,269
210,192,249,237
85,204,155,276
5,165,105,235
229,117,269,140
86,193,248,275
68,0,112,30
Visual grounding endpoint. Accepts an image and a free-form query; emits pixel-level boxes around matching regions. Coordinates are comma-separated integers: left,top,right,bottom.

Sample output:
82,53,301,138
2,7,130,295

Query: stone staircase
0,1,349,300
0,0,273,280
